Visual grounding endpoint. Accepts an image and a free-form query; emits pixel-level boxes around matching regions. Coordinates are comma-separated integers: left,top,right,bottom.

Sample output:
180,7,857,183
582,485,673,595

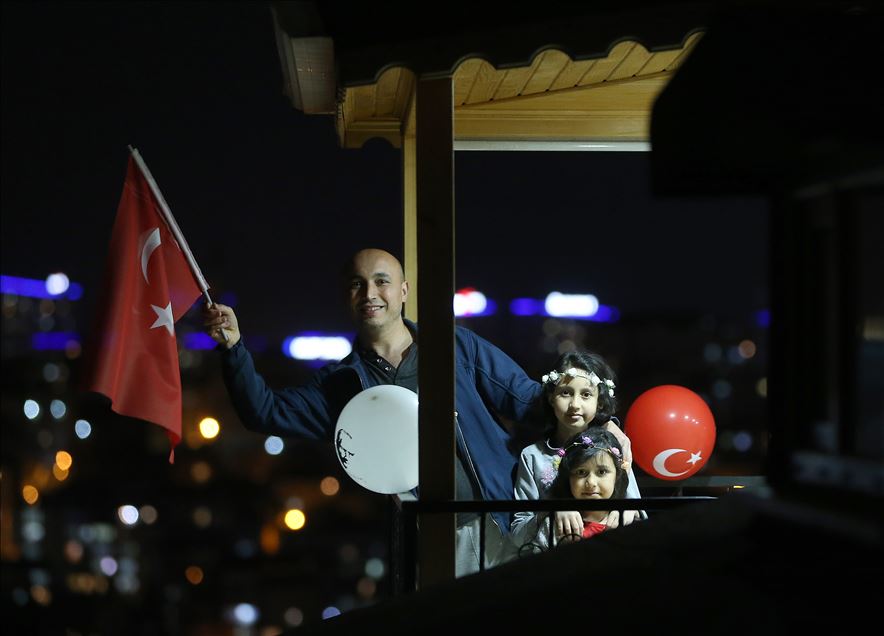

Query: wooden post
414,76,456,585
402,90,418,322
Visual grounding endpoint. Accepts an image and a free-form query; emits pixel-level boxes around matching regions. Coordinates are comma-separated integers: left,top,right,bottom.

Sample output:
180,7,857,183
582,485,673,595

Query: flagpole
127,145,228,342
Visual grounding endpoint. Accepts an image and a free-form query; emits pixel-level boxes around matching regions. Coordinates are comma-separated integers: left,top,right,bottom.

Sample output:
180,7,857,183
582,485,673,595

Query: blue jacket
221,320,542,533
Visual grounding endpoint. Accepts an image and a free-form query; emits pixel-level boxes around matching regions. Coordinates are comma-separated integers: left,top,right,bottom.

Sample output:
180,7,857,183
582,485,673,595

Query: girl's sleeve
510,451,551,551
625,465,649,520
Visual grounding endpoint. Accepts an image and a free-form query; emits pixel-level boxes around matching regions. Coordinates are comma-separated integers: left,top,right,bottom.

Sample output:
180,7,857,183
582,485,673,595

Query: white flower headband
541,367,616,398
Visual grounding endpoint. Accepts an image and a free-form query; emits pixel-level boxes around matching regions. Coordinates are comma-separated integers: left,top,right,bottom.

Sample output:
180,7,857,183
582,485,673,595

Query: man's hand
202,302,241,349
554,510,585,544
604,419,633,471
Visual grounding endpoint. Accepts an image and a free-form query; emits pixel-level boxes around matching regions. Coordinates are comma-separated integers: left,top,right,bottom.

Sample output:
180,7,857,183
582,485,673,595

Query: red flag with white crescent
82,154,202,458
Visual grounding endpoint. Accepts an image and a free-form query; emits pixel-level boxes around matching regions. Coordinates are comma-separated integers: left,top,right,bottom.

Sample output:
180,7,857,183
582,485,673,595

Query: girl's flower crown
541,367,616,398
556,434,623,465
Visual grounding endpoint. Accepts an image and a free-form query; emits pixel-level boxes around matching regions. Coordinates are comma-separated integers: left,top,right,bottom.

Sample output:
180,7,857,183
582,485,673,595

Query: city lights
117,505,140,526
184,566,204,585
283,333,352,361
50,399,67,419
320,476,340,496
453,288,495,317
284,509,306,531
74,419,92,439
544,292,599,318
22,485,39,505
264,436,284,455
23,399,40,420
31,332,81,351
509,293,619,322
45,273,70,295
0,274,83,300
55,451,73,471
198,417,220,439
232,603,259,626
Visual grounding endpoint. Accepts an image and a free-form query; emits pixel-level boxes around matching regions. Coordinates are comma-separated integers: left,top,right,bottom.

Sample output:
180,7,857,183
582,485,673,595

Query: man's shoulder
301,350,361,385
322,350,361,373
408,319,482,347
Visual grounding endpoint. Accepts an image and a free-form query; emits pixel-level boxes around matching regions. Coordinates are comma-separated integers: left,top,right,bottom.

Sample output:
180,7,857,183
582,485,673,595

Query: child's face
569,452,617,500
549,375,600,437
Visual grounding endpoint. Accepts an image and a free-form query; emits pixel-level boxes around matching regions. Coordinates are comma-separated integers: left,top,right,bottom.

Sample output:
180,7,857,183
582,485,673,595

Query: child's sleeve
510,451,551,551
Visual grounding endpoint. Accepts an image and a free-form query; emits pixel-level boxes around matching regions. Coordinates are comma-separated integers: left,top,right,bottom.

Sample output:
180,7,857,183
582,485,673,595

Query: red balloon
624,385,716,481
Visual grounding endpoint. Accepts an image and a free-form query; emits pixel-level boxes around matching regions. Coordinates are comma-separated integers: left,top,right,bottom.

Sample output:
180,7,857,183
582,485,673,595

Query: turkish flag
83,155,202,457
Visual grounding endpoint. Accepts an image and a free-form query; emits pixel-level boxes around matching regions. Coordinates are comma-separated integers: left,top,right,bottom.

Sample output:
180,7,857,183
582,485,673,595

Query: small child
547,428,630,542
510,351,644,552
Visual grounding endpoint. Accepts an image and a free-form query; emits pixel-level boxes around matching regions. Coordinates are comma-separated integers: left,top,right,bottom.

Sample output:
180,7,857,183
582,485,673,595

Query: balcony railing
390,475,768,593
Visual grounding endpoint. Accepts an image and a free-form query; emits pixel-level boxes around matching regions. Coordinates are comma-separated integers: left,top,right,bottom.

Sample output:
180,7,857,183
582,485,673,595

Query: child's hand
605,510,640,528
554,510,584,543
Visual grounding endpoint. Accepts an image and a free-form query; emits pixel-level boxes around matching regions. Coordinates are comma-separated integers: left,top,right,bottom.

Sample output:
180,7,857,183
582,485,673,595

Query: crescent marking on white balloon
140,227,162,284
652,448,701,477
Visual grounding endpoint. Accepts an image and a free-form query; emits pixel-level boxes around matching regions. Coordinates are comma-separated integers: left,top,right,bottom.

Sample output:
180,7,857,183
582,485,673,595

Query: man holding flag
202,248,637,576
82,147,208,459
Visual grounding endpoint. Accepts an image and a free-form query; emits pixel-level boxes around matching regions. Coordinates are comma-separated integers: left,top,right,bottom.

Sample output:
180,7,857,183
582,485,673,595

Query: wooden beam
402,89,417,322
415,76,456,586
454,110,650,140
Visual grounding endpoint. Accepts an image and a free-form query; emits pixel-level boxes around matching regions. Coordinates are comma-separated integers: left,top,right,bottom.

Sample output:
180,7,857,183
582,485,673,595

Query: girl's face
569,452,617,500
549,374,599,439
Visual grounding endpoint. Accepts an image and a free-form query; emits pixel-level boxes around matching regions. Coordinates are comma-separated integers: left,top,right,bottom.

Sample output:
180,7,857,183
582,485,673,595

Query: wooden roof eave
271,1,711,148
332,32,703,149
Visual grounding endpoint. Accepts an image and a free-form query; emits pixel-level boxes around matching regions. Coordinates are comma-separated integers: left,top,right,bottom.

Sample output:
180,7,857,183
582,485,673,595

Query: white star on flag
687,451,703,465
150,302,176,336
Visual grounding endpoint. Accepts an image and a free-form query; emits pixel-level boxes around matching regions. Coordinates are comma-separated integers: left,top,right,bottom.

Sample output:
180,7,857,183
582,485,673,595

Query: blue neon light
183,332,218,350
31,332,80,351
509,298,619,322
1,275,83,300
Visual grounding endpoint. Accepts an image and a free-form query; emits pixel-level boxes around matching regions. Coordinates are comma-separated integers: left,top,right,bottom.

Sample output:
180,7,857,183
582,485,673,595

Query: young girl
547,428,630,542
510,351,644,552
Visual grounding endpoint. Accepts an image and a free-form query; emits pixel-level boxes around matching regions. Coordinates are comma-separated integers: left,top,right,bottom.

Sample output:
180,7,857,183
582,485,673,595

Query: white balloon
334,385,419,494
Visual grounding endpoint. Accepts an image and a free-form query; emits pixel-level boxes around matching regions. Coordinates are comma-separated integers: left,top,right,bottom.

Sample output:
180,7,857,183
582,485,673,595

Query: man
204,248,633,576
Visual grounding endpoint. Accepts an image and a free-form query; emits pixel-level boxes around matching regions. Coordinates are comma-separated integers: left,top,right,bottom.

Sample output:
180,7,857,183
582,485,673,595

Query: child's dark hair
547,427,629,500
539,350,618,437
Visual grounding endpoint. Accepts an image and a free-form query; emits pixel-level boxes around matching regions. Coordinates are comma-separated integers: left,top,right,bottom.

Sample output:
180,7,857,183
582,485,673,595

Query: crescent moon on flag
141,227,161,284
652,448,690,478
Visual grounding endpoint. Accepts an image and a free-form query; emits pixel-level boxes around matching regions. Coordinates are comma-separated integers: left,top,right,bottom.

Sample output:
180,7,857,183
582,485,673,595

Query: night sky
2,1,769,344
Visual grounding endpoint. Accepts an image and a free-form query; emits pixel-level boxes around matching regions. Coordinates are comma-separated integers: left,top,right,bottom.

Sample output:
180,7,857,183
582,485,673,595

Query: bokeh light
22,485,39,505
55,450,73,471
23,399,40,420
319,476,340,496
185,566,204,585
284,509,306,531
198,417,220,439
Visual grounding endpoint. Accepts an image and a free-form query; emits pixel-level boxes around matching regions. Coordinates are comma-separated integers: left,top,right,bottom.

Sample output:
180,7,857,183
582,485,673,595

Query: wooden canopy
337,35,703,149
271,2,710,148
